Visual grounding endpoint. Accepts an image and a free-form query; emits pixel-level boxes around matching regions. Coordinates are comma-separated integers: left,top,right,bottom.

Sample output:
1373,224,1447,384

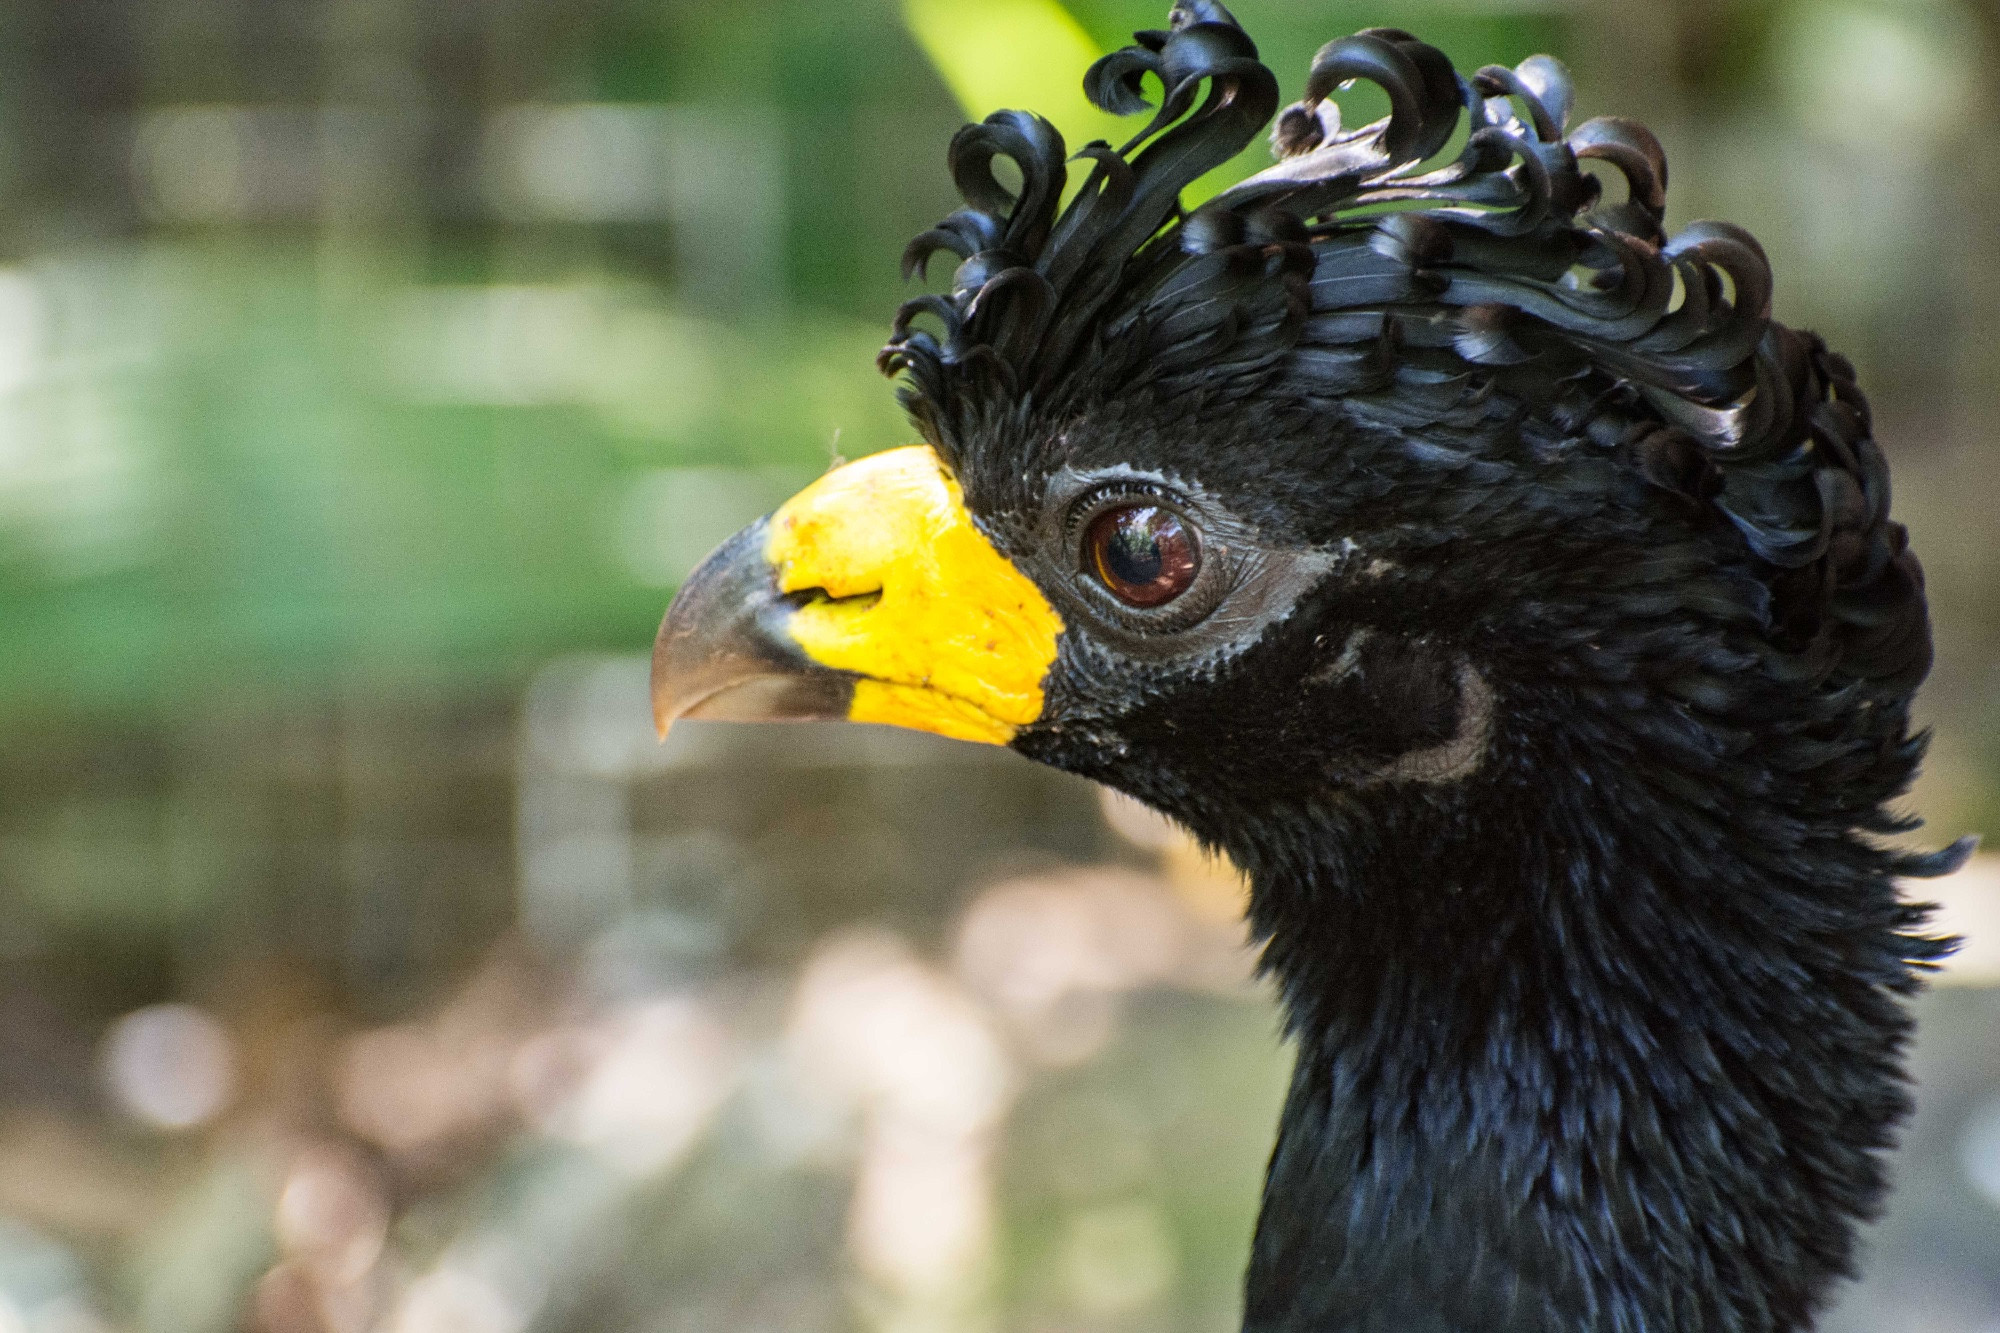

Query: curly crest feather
882,0,1928,695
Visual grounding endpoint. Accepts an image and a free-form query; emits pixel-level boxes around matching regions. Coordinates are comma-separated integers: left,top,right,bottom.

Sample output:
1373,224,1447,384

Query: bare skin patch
1309,627,1373,685
1304,632,1489,787
1371,664,1494,785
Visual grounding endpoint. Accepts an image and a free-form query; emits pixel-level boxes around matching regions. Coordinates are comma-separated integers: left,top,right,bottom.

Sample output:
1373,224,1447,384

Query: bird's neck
1228,741,1926,1333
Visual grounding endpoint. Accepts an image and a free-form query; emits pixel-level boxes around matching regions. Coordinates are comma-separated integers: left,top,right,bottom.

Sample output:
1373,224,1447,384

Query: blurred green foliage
0,0,1578,721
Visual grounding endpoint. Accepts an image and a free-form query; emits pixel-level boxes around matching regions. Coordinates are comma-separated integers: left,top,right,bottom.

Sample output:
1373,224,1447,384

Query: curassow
650,3,1969,1329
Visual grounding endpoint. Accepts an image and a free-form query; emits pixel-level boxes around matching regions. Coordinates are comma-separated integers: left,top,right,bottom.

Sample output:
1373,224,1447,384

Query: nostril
784,586,883,612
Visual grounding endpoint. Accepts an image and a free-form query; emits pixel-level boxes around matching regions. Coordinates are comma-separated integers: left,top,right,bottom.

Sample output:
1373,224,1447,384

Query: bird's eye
1085,505,1199,608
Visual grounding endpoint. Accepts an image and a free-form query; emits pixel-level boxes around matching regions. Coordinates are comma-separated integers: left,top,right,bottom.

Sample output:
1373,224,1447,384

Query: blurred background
0,0,1995,1329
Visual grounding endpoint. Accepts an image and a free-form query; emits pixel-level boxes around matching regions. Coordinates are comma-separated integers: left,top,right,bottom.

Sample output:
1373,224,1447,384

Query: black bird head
654,4,1965,1328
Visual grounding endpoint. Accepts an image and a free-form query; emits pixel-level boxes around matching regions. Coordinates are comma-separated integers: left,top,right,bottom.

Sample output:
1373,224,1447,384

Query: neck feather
1226,707,1952,1333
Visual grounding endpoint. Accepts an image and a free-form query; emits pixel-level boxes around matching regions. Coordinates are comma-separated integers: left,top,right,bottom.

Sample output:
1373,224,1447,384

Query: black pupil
1088,505,1197,608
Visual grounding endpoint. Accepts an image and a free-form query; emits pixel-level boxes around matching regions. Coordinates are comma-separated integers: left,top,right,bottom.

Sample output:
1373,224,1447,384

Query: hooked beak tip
649,518,856,734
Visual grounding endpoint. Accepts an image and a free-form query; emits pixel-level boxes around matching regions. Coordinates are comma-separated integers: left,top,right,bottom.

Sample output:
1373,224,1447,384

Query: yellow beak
650,445,1064,746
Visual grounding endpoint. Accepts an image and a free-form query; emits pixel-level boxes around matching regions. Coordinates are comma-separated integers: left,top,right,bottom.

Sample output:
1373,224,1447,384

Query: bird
649,3,1969,1329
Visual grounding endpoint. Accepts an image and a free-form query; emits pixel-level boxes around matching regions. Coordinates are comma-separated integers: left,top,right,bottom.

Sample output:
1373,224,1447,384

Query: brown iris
1085,504,1199,608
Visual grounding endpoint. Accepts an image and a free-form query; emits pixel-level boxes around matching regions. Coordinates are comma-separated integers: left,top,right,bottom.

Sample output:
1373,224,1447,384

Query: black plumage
876,4,1966,1329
